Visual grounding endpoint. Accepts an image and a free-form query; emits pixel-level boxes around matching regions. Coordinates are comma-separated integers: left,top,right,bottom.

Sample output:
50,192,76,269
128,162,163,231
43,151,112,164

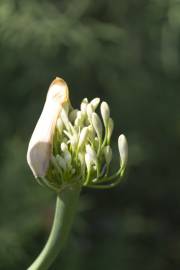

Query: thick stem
28,185,81,270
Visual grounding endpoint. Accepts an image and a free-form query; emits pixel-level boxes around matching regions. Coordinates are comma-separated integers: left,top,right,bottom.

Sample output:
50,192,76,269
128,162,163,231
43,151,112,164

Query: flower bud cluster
46,98,128,191
27,78,128,192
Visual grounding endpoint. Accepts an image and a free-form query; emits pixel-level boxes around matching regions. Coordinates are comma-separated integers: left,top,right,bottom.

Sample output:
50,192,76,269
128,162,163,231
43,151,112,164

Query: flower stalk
28,185,81,270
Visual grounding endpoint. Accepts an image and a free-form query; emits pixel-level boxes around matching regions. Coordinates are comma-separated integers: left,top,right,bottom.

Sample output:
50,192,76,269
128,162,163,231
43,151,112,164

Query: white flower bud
69,109,78,123
78,152,85,170
56,155,67,170
118,134,128,169
92,112,103,140
63,150,72,167
78,127,89,149
107,118,114,142
90,98,100,110
86,144,97,160
70,134,78,151
93,137,99,151
85,152,93,172
103,145,112,165
100,101,110,127
88,125,95,141
74,111,85,127
61,142,68,152
80,98,88,112
87,104,94,122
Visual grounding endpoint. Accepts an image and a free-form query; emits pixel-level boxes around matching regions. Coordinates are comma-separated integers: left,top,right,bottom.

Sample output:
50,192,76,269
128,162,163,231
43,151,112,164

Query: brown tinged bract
27,77,69,178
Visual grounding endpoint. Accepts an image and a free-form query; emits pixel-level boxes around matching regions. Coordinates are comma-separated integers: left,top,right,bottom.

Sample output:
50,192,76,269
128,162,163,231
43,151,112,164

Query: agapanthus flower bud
107,118,114,143
27,77,69,178
69,109,78,123
80,98,88,112
56,155,67,170
118,134,128,169
61,142,68,152
78,127,89,150
92,112,103,141
103,145,112,165
87,104,94,122
86,144,97,161
85,152,93,173
63,150,72,168
101,101,110,128
90,98,100,110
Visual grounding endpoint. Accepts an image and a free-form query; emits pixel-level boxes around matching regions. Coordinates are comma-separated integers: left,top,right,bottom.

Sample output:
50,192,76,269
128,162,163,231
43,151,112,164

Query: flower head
27,77,128,192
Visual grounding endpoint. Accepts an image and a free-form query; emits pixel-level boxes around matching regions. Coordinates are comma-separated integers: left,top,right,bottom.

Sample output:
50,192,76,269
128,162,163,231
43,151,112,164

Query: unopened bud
92,112,103,140
101,101,110,128
88,125,95,141
78,127,89,149
85,152,93,172
56,155,67,170
69,109,78,123
61,142,68,152
63,151,72,167
70,134,78,151
87,104,94,122
107,118,114,143
81,98,88,112
90,98,100,110
103,145,112,165
118,134,128,169
86,144,97,160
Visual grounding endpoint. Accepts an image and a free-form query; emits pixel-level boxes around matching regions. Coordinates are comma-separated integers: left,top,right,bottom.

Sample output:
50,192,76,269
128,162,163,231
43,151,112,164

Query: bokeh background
0,0,179,269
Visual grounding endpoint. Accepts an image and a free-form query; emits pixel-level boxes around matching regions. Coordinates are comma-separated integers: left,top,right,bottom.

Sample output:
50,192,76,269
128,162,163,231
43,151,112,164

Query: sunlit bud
61,142,68,152
69,109,78,123
90,98,100,110
63,151,72,167
107,118,114,142
93,137,99,151
86,144,97,160
81,98,88,112
74,111,85,127
56,155,67,170
70,134,78,151
92,112,103,140
118,134,128,169
85,152,93,172
87,104,94,122
103,145,112,165
78,152,85,170
88,125,95,141
27,77,69,178
74,116,81,127
78,127,89,149
101,101,110,128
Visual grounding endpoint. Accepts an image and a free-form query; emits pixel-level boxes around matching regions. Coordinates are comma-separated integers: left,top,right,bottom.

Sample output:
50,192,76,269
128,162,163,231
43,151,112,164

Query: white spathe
27,77,69,177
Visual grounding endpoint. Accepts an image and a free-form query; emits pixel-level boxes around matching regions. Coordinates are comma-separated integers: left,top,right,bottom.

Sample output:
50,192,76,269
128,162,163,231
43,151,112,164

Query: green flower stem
28,184,81,270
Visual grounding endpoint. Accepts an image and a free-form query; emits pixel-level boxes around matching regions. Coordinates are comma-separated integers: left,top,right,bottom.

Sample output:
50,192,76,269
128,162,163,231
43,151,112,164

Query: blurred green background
0,0,179,269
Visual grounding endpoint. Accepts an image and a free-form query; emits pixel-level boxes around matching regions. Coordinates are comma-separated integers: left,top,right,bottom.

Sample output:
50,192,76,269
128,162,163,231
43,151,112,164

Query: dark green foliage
0,0,179,269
